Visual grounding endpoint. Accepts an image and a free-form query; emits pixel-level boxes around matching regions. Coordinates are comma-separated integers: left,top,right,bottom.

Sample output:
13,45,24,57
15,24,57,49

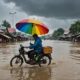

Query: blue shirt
29,37,42,53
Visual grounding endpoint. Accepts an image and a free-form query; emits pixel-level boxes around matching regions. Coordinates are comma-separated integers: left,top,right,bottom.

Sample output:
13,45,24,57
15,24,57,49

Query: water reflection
10,67,52,80
70,42,80,61
70,50,80,60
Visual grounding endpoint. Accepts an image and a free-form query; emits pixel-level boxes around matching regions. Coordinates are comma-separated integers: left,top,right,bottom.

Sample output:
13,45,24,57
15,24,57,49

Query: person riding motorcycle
10,34,52,67
27,34,43,64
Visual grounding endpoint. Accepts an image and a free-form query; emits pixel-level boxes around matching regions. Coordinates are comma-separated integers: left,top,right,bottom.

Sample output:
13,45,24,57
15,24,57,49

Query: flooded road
0,40,80,80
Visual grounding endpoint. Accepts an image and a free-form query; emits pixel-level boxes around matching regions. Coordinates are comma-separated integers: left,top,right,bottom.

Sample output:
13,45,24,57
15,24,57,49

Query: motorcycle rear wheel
39,55,51,67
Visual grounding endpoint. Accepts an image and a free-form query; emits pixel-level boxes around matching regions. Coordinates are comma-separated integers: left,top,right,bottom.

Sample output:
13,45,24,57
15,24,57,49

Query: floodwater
0,40,80,80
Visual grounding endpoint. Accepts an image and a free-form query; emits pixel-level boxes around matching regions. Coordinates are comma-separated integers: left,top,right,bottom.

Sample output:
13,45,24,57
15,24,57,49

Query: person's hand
30,42,33,45
24,46,29,48
20,44,23,46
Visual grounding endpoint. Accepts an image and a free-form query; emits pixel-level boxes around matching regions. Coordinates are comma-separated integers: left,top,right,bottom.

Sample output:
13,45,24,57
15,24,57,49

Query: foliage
69,21,80,35
52,28,64,39
2,20,11,28
1,20,11,33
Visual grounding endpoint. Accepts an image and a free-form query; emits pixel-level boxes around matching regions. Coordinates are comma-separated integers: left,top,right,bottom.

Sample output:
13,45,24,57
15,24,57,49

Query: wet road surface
0,40,80,80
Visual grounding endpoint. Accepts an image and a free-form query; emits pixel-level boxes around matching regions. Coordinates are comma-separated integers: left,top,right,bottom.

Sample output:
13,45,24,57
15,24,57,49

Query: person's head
32,34,38,39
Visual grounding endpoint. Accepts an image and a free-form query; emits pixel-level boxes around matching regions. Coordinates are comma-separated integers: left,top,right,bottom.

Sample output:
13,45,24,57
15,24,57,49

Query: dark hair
33,34,38,37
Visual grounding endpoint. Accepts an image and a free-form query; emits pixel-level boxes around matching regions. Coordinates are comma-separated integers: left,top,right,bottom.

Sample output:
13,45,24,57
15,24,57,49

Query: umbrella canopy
16,19,49,35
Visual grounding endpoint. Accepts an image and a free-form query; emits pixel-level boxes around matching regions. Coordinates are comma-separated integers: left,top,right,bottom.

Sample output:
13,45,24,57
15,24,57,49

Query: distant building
0,29,4,33
44,34,52,40
8,28,16,33
59,30,72,41
0,33,11,42
0,26,6,32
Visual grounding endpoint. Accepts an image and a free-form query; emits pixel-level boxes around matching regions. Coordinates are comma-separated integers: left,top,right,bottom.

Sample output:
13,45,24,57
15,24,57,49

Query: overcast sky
0,0,80,34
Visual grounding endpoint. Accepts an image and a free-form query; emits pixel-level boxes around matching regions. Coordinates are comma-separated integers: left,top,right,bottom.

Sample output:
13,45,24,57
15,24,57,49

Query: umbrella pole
29,37,31,43
29,37,32,44
30,38,31,43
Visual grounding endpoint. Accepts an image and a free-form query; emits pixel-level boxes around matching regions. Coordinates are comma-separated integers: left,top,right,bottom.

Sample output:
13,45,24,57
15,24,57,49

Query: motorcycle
10,44,52,67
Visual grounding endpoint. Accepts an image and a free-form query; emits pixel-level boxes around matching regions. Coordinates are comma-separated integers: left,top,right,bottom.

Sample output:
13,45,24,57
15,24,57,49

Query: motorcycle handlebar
24,47,29,48
20,44,29,48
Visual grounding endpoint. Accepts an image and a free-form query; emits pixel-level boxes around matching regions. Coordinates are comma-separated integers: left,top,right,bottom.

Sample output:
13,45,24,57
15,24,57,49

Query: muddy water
0,40,80,80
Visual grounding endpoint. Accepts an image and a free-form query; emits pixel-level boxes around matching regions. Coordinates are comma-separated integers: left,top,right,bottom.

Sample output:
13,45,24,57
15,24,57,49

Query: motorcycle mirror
20,44,23,47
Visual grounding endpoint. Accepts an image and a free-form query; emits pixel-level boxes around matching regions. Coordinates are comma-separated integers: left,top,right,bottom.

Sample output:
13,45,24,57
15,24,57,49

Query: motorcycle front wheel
10,56,23,67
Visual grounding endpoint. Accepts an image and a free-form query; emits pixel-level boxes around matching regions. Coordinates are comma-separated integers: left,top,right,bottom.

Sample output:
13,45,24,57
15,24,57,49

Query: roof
0,27,6,30
0,29,4,33
0,33,11,39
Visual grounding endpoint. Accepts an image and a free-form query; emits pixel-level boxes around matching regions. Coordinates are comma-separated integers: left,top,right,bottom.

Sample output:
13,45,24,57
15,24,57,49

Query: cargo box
43,46,52,54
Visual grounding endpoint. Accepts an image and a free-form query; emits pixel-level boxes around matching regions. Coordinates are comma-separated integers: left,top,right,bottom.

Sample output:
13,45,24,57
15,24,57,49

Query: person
27,34,43,64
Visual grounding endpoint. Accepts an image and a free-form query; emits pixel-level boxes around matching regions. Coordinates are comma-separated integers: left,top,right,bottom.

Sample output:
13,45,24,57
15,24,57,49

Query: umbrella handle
29,38,31,44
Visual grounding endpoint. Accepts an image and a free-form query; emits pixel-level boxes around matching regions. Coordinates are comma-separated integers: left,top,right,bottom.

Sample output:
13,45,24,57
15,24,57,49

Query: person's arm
29,39,40,49
24,46,29,48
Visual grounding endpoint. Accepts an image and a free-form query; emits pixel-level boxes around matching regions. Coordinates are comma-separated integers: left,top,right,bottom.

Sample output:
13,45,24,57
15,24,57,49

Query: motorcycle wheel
39,55,51,67
10,56,23,67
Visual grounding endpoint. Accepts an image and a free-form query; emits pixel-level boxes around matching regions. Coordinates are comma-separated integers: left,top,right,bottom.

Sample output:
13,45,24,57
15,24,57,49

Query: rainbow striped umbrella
16,19,49,35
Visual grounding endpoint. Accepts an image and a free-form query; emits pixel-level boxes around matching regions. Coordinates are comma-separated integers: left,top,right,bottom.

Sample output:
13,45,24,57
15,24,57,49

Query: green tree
57,28,64,35
1,20,11,33
52,28,64,39
69,21,80,35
